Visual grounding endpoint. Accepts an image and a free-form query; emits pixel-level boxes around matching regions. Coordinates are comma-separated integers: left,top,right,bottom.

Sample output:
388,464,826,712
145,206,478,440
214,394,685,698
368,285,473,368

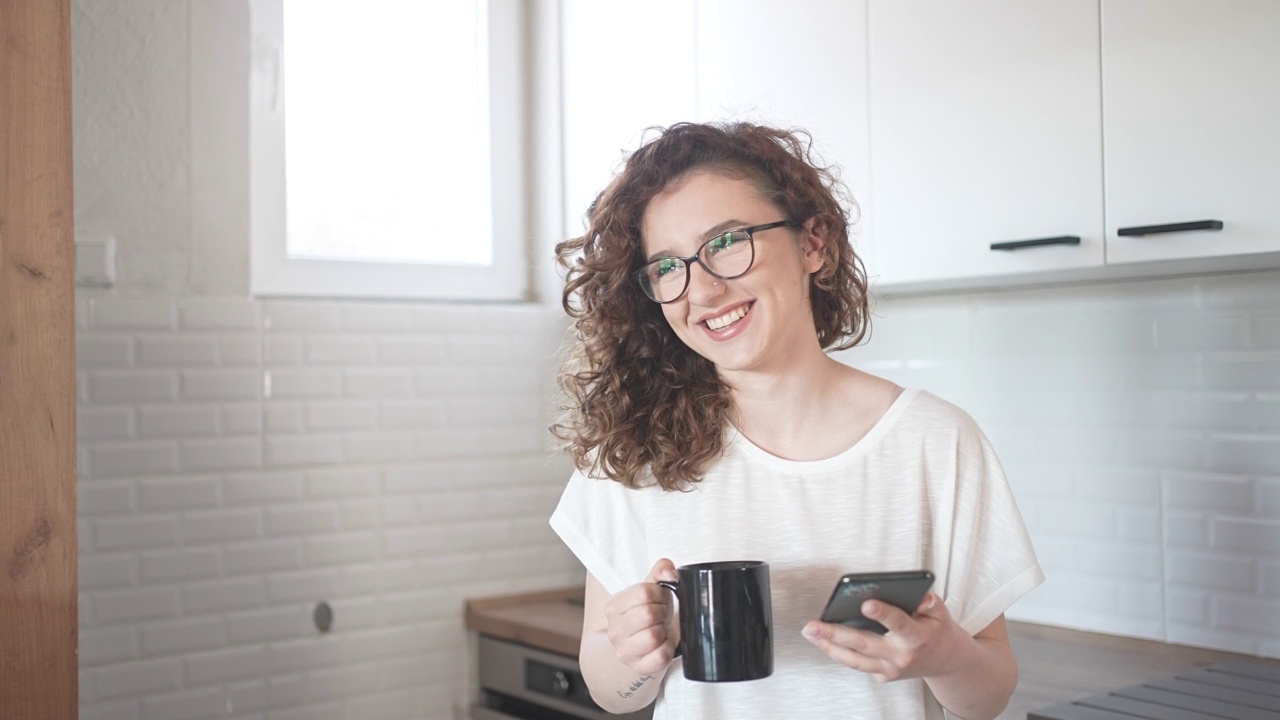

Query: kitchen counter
464,586,1280,720
464,586,585,657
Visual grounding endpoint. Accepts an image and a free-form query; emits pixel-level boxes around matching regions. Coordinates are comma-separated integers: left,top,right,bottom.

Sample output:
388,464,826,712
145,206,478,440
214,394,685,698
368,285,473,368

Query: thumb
646,557,678,584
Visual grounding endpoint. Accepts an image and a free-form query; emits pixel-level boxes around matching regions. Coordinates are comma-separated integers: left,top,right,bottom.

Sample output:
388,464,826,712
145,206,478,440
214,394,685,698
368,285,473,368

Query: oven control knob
551,669,573,697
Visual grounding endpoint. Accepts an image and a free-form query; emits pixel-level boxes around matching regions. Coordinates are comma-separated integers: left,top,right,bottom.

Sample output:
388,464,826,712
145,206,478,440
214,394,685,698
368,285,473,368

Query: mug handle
655,580,683,658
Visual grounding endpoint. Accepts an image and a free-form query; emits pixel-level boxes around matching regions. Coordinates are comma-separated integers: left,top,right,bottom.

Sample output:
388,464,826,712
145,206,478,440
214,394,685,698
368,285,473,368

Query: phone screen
819,570,935,634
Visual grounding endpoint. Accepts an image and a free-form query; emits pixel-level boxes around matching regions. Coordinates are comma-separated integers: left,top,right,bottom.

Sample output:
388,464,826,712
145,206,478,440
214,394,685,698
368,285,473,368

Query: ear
799,218,827,274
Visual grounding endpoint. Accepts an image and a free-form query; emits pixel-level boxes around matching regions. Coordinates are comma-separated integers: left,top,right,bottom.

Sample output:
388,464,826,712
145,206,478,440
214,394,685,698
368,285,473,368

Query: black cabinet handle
990,235,1081,251
1117,220,1224,236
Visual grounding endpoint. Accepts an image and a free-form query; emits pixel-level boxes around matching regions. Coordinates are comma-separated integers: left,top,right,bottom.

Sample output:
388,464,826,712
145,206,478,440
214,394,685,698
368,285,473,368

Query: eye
706,231,748,254
651,257,684,280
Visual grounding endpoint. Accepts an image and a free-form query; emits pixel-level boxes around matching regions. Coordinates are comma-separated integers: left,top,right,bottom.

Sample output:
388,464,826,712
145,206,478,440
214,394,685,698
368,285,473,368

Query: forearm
924,635,1017,720
579,629,669,713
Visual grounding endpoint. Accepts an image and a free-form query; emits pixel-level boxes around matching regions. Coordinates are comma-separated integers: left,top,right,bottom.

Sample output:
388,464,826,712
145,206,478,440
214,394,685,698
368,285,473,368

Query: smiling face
640,169,826,377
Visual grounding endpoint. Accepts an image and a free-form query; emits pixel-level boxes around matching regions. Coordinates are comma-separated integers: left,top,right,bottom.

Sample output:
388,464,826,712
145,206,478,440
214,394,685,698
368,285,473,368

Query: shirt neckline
727,386,921,470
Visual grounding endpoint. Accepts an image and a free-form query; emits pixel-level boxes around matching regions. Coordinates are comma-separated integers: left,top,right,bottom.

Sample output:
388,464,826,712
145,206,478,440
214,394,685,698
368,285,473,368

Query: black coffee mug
657,560,773,682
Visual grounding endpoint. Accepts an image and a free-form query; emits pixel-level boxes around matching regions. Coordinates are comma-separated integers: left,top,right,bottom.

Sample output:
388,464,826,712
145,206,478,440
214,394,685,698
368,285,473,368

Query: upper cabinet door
867,0,1105,290
695,0,871,254
560,0,697,237
1102,0,1280,265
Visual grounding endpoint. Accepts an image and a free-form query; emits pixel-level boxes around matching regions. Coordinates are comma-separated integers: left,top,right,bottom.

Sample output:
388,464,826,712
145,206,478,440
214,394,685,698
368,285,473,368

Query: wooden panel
0,1,79,719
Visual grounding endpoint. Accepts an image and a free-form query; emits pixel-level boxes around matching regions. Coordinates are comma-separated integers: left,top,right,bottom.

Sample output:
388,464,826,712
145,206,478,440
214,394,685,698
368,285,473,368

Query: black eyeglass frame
634,220,801,304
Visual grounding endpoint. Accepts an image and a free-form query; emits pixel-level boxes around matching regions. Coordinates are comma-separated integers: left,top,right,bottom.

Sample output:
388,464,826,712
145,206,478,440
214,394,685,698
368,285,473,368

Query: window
249,0,527,300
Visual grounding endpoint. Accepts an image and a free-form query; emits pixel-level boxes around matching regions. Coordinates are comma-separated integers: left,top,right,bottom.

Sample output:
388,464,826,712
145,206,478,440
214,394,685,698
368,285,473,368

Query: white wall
75,296,580,720
838,270,1280,657
72,3,581,720
71,2,1279,720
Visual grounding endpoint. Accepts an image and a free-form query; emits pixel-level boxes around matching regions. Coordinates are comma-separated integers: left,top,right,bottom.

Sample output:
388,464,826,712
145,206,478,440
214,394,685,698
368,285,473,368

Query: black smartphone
819,570,935,634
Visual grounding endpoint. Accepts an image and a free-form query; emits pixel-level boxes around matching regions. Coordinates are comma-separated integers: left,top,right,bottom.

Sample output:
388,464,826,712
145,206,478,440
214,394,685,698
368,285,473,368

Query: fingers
802,621,892,679
805,593,961,682
605,584,671,641
612,610,675,669
604,560,681,674
914,592,950,621
859,597,912,636
645,557,678,584
609,559,677,637
629,641,678,676
861,592,948,637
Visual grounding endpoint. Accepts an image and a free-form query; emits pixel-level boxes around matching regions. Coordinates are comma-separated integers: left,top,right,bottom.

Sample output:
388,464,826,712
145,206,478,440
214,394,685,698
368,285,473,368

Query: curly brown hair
551,122,871,490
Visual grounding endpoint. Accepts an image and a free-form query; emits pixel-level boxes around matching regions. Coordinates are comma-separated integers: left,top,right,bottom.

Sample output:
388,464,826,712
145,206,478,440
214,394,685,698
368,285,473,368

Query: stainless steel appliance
473,635,654,720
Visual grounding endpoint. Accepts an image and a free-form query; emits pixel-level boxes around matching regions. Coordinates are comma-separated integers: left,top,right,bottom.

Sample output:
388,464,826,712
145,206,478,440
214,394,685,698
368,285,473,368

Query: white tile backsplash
140,616,227,656
180,299,260,331
180,369,262,402
93,657,184,701
81,625,142,666
182,577,269,615
90,297,178,330
89,371,179,404
841,269,1280,656
137,335,219,366
78,294,578,719
77,272,1279,718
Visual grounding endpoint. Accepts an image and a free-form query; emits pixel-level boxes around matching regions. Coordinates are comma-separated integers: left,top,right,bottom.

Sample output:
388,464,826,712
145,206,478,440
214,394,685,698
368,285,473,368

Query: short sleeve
549,469,651,594
930,407,1044,635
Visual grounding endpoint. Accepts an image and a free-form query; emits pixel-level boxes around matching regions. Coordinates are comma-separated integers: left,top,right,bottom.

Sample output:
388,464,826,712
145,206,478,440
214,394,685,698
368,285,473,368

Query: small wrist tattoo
617,674,656,699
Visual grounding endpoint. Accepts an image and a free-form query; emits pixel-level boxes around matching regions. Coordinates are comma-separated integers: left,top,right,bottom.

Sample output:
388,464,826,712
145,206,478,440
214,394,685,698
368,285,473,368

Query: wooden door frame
0,0,79,718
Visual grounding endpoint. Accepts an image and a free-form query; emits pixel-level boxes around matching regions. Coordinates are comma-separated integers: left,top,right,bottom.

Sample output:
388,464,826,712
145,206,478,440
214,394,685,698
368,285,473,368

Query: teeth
706,305,747,330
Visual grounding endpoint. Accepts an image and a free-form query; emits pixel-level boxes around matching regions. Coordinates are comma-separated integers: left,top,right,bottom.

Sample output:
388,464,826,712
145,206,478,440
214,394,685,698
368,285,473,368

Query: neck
721,346,846,451
721,350,901,462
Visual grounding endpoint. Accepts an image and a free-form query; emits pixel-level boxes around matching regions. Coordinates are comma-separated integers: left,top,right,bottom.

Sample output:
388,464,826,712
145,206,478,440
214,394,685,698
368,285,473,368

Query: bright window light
283,0,491,266
249,0,527,301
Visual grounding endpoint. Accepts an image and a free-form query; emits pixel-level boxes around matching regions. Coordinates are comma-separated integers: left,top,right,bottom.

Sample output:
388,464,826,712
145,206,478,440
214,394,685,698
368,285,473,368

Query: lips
701,299,747,330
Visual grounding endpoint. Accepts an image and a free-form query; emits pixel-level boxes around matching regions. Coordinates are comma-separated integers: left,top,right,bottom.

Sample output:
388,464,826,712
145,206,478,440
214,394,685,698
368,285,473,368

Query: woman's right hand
602,558,681,676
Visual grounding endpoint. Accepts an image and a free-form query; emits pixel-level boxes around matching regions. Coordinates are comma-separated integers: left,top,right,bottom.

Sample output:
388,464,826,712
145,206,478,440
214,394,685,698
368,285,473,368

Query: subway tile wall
76,295,582,720
76,270,1279,719
836,268,1280,658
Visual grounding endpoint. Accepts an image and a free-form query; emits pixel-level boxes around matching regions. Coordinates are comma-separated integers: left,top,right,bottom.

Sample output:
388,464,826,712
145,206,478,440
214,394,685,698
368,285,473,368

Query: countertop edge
465,586,584,658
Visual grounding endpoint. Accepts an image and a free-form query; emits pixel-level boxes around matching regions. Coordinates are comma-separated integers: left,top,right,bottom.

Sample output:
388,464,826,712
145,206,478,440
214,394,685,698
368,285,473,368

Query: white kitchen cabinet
561,0,870,246
558,1,1280,296
865,0,1106,291
559,0,697,236
1102,0,1280,265
695,0,871,249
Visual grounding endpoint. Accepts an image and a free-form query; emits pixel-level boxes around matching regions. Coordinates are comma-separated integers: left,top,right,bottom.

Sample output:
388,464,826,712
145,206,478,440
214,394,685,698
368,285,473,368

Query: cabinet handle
989,236,1081,251
1116,220,1224,236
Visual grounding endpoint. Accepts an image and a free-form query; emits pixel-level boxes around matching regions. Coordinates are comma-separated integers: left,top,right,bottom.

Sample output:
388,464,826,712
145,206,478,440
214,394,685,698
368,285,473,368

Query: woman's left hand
800,592,969,683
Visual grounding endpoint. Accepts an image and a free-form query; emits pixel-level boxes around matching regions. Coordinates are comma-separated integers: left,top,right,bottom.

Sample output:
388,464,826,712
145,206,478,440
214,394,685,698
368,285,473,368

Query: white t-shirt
550,387,1044,720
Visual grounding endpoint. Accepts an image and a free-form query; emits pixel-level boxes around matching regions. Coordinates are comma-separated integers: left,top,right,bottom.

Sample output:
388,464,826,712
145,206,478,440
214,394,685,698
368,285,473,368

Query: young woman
549,122,1042,720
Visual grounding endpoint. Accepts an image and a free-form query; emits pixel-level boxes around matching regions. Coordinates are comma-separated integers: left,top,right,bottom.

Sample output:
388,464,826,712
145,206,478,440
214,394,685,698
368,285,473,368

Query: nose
683,260,726,306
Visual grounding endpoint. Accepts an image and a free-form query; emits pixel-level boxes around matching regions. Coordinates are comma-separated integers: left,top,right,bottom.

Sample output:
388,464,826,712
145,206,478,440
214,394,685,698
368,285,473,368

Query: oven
473,635,654,720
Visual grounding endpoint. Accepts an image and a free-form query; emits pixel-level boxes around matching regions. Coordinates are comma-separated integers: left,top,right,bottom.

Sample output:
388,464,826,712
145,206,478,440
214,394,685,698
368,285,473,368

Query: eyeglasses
634,220,800,304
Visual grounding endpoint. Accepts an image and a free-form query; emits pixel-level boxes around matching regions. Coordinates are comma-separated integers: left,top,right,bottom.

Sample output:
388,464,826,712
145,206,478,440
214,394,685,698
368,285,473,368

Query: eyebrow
645,218,750,262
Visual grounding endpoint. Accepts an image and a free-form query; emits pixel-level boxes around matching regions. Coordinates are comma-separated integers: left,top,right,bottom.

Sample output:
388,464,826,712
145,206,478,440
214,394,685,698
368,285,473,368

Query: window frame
247,0,529,301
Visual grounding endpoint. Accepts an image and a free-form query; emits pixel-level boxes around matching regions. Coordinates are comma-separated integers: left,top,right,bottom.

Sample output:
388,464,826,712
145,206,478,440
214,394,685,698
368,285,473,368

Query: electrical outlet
75,234,116,287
